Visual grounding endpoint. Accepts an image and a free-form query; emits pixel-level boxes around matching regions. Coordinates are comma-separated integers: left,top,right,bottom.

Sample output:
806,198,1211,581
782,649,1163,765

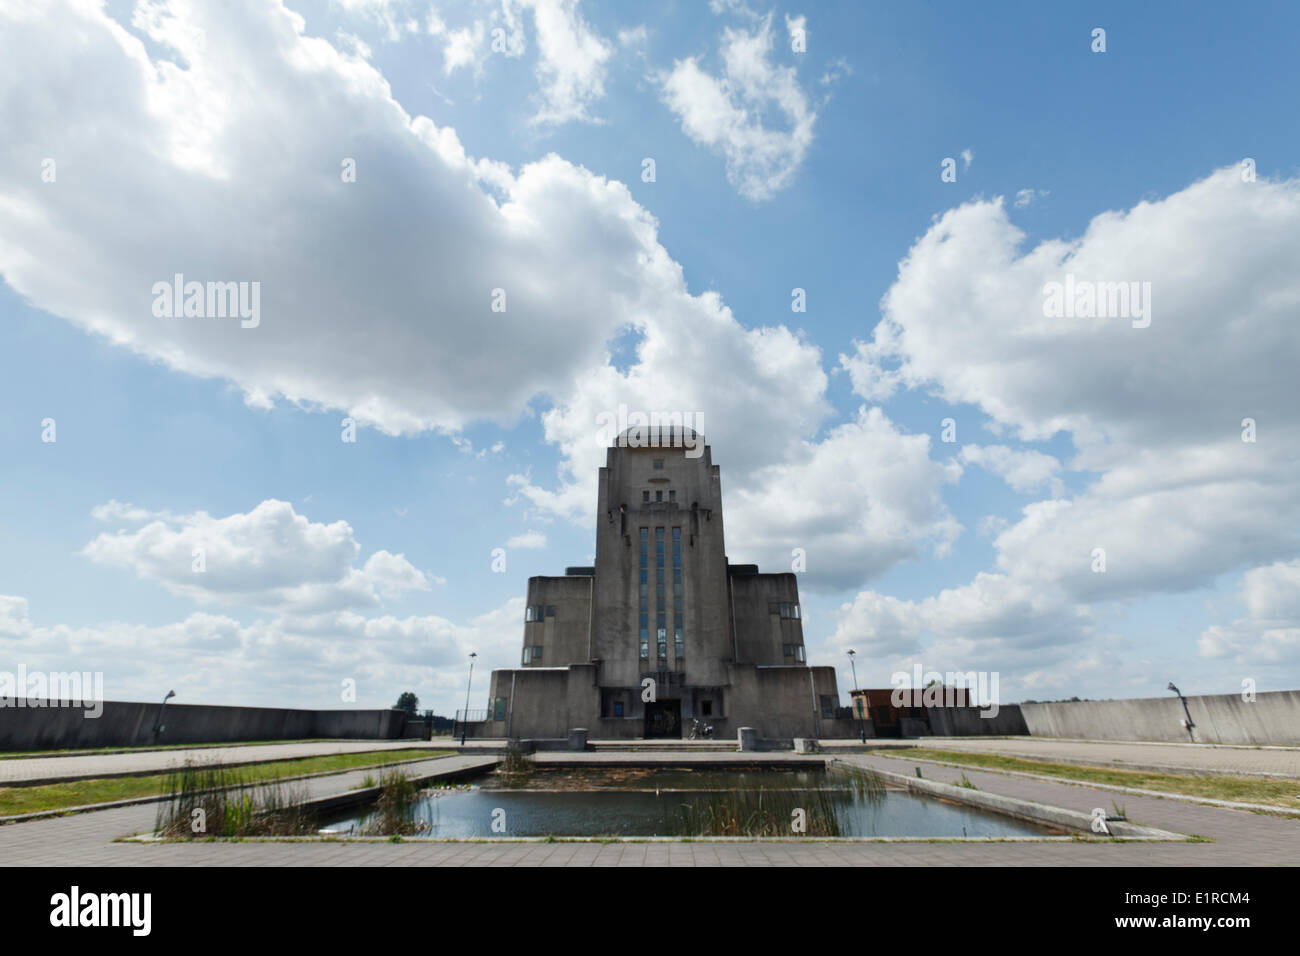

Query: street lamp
847,650,866,744
460,652,477,745
1167,682,1196,740
153,690,175,739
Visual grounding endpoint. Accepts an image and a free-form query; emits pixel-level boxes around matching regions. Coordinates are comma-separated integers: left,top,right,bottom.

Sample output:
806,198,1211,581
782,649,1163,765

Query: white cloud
839,167,1300,680
82,499,428,612
520,0,613,125
0,592,524,713
961,148,973,171
1199,560,1300,664
1013,187,1048,208
0,0,676,438
656,11,816,201
959,444,1064,497
506,530,547,549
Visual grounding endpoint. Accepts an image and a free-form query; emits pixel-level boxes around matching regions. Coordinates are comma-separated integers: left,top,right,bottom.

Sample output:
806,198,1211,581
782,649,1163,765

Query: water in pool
321,767,1058,838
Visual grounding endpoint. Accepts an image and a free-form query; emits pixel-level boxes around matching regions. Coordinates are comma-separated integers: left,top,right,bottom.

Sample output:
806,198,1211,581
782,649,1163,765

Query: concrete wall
1019,690,1300,746
0,699,405,751
926,704,1028,736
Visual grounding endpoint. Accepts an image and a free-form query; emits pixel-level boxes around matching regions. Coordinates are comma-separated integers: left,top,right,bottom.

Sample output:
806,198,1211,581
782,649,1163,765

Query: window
613,701,624,717
653,459,664,470
796,646,806,662
526,605,544,622
522,647,531,664
532,646,542,661
545,605,556,617
668,490,676,502
769,602,801,619
701,700,712,717
640,640,649,659
523,646,542,664
820,695,835,719
672,527,683,656
493,697,507,720
655,490,663,502
642,490,649,502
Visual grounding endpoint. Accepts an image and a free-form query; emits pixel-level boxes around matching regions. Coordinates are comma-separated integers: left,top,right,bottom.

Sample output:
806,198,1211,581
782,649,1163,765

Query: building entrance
644,699,681,738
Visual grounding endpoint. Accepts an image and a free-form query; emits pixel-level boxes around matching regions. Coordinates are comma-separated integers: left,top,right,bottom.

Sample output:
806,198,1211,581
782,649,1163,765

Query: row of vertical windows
525,605,556,622
641,490,677,502
522,646,543,663
640,527,683,659
768,602,801,619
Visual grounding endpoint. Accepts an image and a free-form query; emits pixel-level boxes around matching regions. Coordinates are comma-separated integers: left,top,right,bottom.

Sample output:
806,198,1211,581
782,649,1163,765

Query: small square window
701,700,712,717
614,701,624,717
640,641,649,659
653,459,664,470
545,605,556,617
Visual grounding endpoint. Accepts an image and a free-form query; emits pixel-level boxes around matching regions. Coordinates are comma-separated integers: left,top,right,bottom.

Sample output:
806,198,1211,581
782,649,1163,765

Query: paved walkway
2,748,1297,866
891,737,1300,777
0,740,449,785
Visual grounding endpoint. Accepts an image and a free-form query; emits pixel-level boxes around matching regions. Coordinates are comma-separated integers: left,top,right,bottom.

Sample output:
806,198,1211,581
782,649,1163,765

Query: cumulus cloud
506,530,547,549
521,0,613,125
837,167,1300,683
1199,560,1300,664
656,11,816,201
0,0,661,436
82,500,429,612
0,592,524,712
959,444,1064,497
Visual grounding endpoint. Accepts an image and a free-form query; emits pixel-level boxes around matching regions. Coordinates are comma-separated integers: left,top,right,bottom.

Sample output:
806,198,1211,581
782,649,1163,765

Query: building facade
470,428,858,741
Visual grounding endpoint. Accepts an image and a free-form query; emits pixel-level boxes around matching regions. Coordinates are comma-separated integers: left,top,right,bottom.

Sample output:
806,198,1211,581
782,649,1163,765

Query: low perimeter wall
1019,690,1300,746
0,699,406,751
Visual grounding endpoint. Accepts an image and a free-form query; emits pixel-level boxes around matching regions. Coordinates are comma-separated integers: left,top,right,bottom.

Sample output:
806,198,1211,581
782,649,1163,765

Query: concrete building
468,427,859,742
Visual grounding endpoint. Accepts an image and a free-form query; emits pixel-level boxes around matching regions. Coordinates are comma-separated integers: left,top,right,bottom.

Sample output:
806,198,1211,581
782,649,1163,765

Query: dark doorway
645,699,681,738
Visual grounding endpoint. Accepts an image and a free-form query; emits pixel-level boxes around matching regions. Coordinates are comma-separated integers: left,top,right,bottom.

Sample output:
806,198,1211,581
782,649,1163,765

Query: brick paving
3,747,1298,866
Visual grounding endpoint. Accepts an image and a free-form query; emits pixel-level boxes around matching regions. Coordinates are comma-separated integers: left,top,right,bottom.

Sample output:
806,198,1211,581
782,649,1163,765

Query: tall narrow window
656,527,666,658
672,527,683,659
639,528,649,658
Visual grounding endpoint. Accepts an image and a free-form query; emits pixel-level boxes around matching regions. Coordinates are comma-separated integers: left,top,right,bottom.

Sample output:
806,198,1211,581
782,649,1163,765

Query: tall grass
359,769,427,836
496,746,535,787
666,766,885,837
154,760,316,838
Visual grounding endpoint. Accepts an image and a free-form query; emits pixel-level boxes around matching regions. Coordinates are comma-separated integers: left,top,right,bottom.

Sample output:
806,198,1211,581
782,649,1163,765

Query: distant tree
393,692,419,716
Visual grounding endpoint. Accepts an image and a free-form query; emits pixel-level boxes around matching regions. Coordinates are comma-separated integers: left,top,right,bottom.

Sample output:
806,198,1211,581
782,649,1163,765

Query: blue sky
2,0,1299,715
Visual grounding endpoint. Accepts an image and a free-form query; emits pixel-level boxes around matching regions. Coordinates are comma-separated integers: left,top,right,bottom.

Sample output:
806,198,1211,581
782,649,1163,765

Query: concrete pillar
737,727,757,751
568,728,589,751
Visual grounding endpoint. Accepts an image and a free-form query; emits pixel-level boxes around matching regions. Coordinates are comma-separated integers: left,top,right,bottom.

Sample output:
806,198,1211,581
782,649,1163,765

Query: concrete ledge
837,759,1188,841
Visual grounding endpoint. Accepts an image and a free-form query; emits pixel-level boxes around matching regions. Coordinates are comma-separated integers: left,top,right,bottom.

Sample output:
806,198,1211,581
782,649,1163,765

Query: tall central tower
472,427,848,741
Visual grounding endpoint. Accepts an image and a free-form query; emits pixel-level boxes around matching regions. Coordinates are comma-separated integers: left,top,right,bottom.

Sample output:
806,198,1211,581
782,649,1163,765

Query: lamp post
153,690,175,739
460,652,477,746
1167,682,1196,740
847,650,866,743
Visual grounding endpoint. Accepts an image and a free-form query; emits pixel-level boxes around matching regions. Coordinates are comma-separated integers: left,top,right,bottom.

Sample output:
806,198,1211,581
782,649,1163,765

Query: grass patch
155,762,317,838
669,766,885,837
888,748,1300,810
0,749,449,817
